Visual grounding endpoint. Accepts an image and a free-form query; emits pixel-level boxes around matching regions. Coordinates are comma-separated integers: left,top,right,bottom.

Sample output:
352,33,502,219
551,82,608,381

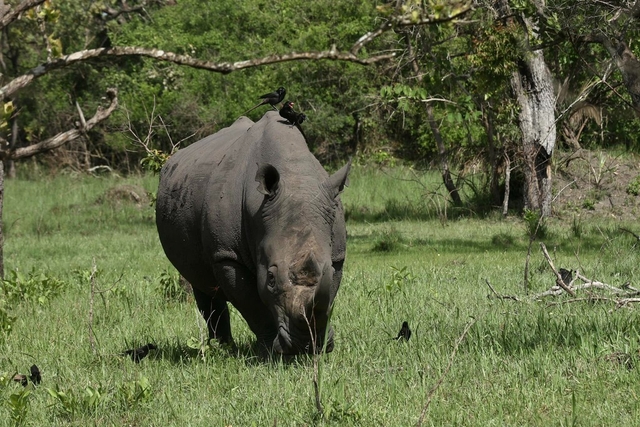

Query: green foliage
0,298,15,338
6,388,31,426
140,149,171,174
119,377,152,408
523,208,547,240
372,227,406,252
158,270,188,302
386,265,414,293
626,175,640,196
0,269,68,307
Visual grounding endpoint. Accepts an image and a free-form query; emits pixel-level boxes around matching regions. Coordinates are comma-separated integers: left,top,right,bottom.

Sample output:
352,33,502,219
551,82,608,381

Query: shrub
372,227,406,252
626,175,640,196
0,269,68,306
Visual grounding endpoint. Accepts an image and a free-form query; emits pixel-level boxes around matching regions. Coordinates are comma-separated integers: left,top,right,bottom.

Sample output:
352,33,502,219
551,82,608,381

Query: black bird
11,364,41,387
29,365,41,385
12,374,27,387
395,321,411,341
279,101,307,139
279,100,298,123
244,86,286,114
559,268,573,286
123,343,157,363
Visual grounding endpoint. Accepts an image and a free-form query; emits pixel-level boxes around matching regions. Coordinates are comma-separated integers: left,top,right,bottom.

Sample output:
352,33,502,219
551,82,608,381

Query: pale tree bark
511,52,556,216
494,0,556,217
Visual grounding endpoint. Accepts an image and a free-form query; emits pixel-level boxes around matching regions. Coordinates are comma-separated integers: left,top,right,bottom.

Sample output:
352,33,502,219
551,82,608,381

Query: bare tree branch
0,46,395,101
539,242,577,296
0,88,118,160
0,0,45,30
351,5,473,55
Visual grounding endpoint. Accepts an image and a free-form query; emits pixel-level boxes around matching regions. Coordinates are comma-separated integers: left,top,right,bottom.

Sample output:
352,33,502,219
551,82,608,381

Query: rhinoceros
156,111,350,355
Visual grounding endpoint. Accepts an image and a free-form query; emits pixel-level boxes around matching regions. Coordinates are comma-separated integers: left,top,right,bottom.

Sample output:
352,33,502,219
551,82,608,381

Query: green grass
1,165,640,426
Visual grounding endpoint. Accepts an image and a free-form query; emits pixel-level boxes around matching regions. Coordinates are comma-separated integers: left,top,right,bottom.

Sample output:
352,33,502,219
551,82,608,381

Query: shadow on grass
150,339,322,367
349,221,638,256
345,197,497,223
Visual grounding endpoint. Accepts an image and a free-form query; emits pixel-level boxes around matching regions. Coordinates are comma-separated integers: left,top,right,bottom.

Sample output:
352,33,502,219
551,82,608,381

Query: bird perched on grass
558,268,573,285
12,364,41,387
395,321,411,341
244,86,286,114
123,343,157,363
279,100,308,140
29,365,41,385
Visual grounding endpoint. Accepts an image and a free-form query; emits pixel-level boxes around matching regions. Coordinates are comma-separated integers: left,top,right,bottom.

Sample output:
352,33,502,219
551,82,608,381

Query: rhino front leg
192,287,234,347
213,260,279,353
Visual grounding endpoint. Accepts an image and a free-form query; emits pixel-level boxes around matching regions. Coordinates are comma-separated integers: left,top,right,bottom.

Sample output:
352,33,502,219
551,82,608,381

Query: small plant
626,175,640,196
140,149,171,174
523,208,547,240
47,385,80,418
386,266,414,293
159,270,189,302
119,376,152,408
571,216,583,238
0,269,68,306
48,384,107,418
6,388,31,426
581,198,595,210
0,297,16,337
372,227,406,252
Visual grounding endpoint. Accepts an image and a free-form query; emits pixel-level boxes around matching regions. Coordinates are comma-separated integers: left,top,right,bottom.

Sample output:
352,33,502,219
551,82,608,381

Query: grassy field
1,165,640,426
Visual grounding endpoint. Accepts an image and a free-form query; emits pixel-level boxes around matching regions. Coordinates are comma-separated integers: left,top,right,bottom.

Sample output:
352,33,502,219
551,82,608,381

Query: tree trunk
0,159,5,279
511,52,556,217
483,104,501,205
502,153,511,216
492,0,556,217
424,103,463,205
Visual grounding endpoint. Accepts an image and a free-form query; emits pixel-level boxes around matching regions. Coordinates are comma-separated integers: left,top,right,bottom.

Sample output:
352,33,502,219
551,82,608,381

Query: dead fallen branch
539,243,576,297
485,279,520,301
485,241,640,308
620,227,640,244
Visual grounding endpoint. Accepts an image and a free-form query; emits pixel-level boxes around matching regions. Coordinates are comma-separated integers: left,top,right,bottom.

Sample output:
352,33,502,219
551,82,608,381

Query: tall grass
0,166,639,425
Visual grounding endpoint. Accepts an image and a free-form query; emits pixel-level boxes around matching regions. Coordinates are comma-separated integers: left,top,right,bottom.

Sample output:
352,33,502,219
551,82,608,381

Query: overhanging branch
0,47,395,101
0,88,118,160
0,0,46,30
351,5,473,55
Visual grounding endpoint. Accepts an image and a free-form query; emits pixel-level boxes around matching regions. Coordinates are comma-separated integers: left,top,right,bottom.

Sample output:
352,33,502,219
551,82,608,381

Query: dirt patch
98,184,150,207
553,149,640,220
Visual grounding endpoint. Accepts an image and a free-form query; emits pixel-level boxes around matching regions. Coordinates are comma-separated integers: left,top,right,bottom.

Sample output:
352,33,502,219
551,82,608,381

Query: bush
626,175,640,196
0,269,68,306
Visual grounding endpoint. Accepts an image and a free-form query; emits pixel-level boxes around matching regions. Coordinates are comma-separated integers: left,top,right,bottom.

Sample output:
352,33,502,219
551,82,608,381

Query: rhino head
253,160,351,355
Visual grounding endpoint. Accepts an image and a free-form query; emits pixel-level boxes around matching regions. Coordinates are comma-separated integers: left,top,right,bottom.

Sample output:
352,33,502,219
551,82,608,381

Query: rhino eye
267,267,277,289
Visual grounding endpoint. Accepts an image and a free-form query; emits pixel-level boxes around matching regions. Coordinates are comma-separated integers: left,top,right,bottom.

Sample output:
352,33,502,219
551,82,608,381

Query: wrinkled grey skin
156,112,350,355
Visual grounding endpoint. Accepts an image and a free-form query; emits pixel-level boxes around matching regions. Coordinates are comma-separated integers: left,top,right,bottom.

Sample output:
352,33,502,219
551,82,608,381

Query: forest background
5,0,640,219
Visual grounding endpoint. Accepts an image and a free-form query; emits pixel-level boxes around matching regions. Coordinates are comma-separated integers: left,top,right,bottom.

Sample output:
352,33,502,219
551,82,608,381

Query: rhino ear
326,158,352,199
255,163,280,197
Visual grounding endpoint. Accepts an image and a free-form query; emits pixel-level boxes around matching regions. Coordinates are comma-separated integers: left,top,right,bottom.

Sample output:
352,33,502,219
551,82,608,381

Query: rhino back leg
192,287,234,346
